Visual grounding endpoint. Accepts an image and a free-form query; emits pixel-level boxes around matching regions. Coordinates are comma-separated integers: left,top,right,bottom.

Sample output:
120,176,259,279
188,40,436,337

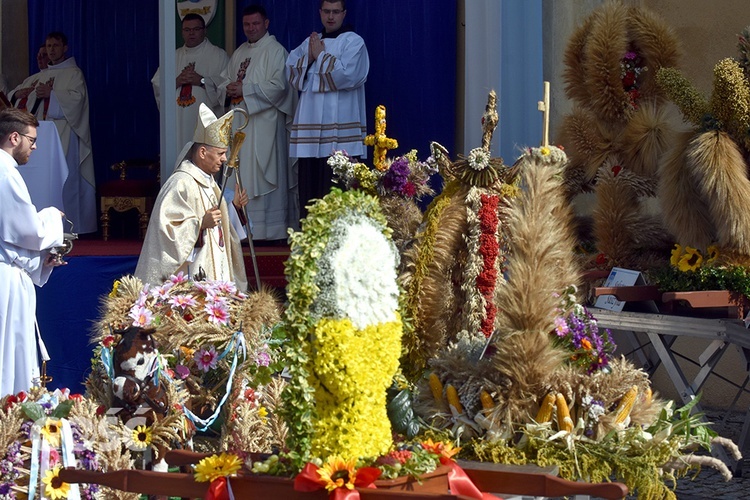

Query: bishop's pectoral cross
537,81,550,148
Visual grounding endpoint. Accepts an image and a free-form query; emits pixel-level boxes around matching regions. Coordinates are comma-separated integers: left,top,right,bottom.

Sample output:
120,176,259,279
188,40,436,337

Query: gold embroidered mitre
192,103,233,148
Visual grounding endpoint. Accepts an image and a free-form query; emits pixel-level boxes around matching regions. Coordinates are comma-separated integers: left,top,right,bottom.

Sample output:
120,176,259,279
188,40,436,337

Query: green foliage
647,264,750,299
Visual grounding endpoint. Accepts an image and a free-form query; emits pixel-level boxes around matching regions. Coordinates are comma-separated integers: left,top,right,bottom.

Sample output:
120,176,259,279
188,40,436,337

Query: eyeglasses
19,133,37,146
182,27,205,33
321,8,343,15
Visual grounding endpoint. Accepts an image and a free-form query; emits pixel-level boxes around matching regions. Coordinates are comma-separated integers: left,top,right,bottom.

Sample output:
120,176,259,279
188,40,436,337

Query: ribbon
447,462,498,500
205,477,236,500
181,331,246,431
60,419,82,500
293,462,381,500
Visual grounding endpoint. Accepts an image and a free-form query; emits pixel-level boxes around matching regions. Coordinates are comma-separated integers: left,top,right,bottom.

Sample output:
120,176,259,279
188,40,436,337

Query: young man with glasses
151,13,229,152
287,0,370,219
0,108,66,396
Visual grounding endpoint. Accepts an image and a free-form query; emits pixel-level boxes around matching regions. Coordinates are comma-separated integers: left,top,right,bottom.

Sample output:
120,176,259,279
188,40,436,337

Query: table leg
101,209,110,241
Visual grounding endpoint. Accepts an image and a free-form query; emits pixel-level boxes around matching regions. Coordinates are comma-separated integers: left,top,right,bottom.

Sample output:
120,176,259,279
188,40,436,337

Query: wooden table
592,307,750,471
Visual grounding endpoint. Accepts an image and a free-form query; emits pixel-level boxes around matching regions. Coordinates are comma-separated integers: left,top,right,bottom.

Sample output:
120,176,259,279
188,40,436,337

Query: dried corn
446,384,463,414
614,385,638,425
556,393,574,432
428,372,443,403
480,390,494,411
535,392,556,423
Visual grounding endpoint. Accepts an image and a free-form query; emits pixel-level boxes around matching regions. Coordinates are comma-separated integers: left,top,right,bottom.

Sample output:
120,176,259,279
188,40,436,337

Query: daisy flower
129,305,153,327
130,425,152,450
195,346,219,372
205,301,230,325
169,294,197,310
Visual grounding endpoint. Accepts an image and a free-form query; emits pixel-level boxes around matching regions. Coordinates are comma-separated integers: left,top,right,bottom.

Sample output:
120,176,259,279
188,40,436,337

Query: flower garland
620,47,648,110
281,188,400,468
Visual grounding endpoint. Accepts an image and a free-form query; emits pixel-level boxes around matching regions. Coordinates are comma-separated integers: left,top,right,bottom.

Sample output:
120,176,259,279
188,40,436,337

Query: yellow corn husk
614,385,639,425
480,390,494,411
535,392,556,423
429,372,443,403
556,393,574,432
446,384,463,414
643,386,653,405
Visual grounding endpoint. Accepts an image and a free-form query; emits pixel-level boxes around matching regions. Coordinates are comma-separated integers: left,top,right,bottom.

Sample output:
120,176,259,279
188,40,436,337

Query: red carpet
69,239,290,288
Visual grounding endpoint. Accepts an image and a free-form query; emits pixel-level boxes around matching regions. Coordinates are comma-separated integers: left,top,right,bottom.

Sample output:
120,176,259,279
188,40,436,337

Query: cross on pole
537,81,550,148
364,105,398,171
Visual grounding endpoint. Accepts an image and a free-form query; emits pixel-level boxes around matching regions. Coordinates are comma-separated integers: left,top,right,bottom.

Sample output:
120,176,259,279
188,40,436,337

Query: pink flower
169,272,189,285
212,280,237,295
256,351,271,367
205,300,230,325
169,294,197,310
129,305,153,327
194,346,219,372
48,449,61,466
554,316,569,337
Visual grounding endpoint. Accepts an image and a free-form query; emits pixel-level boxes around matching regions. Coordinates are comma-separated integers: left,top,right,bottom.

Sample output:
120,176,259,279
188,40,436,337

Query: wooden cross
537,81,550,148
364,105,398,171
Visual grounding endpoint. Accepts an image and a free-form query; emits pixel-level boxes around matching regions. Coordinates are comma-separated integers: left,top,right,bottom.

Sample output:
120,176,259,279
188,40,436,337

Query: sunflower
670,243,683,267
194,452,243,483
706,245,720,264
131,425,153,450
316,456,358,492
678,246,703,272
42,465,70,500
40,418,62,447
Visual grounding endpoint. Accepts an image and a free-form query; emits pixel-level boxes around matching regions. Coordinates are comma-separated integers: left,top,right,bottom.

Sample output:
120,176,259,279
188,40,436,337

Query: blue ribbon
181,331,246,432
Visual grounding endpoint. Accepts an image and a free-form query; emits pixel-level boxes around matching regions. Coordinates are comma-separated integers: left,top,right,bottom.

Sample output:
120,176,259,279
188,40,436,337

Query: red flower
4,394,18,410
69,393,84,402
595,253,608,266
622,71,636,88
611,165,622,176
96,405,107,416
102,335,116,348
243,388,257,403
16,391,27,402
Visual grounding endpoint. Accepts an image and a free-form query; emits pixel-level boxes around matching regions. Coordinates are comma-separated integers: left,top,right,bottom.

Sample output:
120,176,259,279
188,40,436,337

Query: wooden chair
99,158,160,240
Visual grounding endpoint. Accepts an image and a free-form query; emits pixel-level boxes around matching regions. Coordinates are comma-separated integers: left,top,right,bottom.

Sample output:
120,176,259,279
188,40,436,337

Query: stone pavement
669,409,749,500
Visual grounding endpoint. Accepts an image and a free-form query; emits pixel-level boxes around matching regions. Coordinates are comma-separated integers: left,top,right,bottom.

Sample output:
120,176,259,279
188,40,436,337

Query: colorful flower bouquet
88,273,282,460
0,388,136,500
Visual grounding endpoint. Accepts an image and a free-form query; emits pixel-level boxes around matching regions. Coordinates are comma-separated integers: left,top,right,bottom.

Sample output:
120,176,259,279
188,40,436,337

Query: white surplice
0,149,64,397
219,33,298,240
152,38,229,150
286,31,369,159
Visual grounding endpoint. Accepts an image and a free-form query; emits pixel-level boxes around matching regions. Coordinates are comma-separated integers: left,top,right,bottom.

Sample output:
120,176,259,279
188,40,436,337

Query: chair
99,158,160,241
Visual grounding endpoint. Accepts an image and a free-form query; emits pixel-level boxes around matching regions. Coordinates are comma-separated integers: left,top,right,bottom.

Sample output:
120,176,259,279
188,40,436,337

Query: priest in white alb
219,5,298,241
0,108,65,396
152,13,229,155
135,104,248,291
27,32,96,234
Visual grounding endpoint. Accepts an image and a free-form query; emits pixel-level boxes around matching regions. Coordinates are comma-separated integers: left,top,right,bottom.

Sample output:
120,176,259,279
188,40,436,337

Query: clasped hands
308,32,325,61
176,67,203,88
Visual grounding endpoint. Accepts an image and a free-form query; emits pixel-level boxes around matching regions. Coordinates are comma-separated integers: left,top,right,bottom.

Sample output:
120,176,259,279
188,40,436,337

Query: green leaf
21,402,45,422
51,399,75,418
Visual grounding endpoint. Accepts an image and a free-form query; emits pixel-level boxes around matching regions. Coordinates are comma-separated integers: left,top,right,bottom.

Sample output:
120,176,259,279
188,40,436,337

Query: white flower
328,219,399,329
468,148,491,171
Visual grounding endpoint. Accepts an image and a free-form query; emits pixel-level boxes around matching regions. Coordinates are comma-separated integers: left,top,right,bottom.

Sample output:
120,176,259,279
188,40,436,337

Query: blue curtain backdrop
27,0,457,190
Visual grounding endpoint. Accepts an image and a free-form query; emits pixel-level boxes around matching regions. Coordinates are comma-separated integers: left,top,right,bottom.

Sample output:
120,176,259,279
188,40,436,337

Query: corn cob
480,390,494,411
556,393,574,432
535,392,556,423
446,384,463,414
643,386,652,405
428,372,443,403
614,385,638,425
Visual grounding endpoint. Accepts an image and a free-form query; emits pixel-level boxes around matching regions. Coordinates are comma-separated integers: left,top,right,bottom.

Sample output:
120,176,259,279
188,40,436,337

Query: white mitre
174,103,235,171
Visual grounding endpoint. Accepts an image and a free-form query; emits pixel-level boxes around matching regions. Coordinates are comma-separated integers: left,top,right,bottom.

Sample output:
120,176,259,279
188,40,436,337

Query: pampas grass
658,131,716,249
488,152,578,424
620,101,675,179
687,131,750,254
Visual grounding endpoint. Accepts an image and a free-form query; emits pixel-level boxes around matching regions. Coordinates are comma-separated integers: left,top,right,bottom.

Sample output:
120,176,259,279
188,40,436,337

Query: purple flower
256,352,271,367
195,346,219,372
382,156,410,195
175,364,190,379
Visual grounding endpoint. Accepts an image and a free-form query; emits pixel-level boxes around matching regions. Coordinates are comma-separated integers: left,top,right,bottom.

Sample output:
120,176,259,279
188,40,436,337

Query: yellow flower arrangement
706,245,720,264
670,244,683,267
40,418,62,447
41,465,70,500
194,452,243,483
108,279,120,298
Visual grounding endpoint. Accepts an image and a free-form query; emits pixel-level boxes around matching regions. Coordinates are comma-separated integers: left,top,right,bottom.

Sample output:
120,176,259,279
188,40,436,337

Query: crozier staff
0,108,66,396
